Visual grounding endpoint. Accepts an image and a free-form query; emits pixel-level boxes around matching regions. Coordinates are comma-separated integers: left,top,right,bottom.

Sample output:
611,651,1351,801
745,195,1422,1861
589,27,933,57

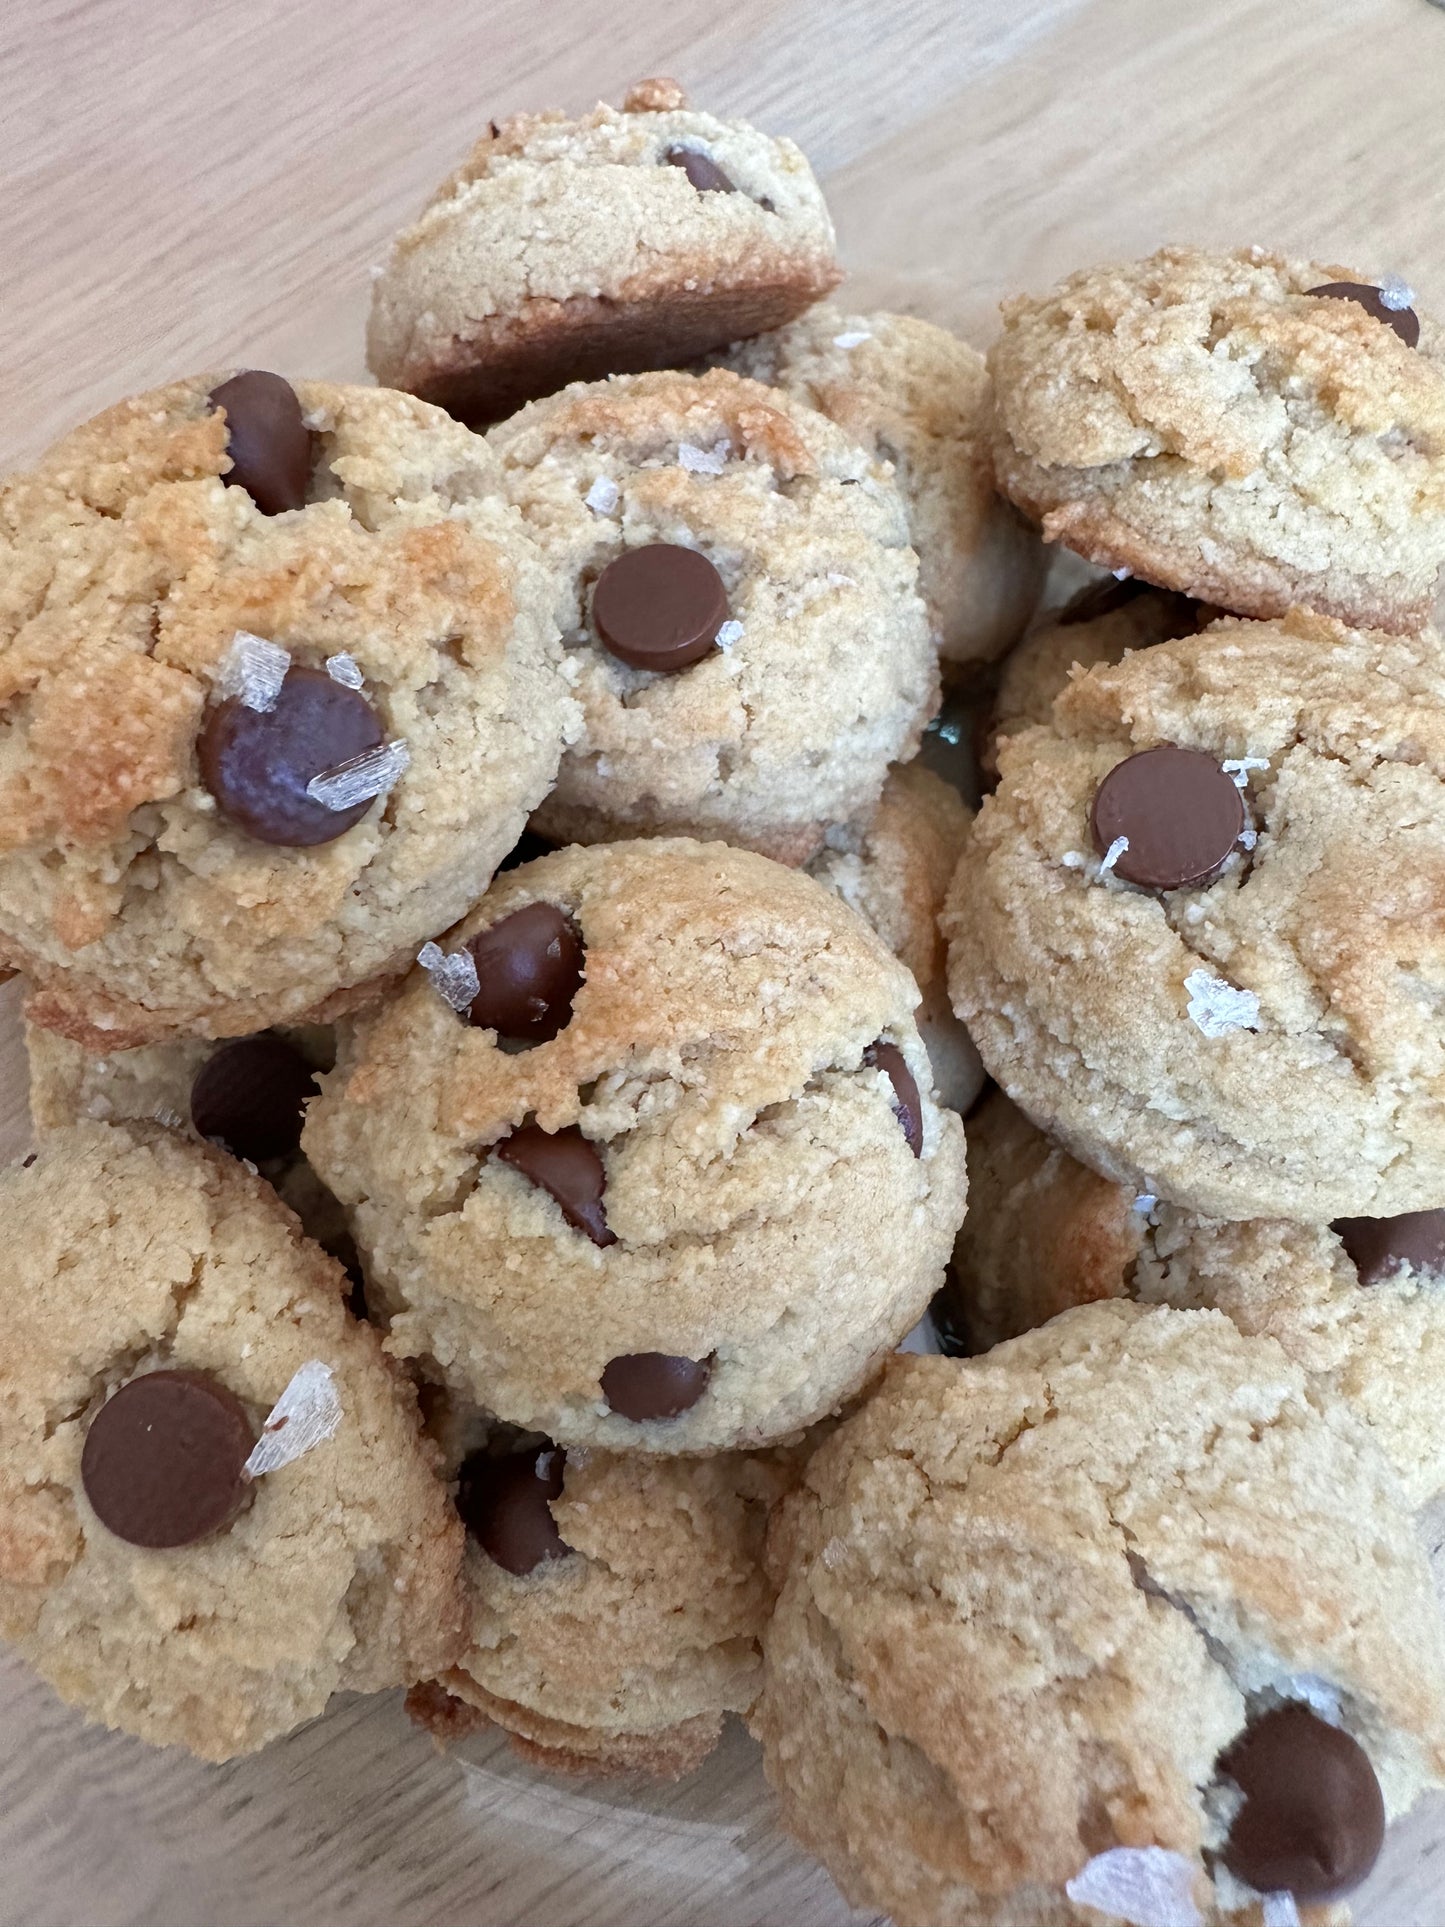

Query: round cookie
408,1406,794,1778
807,763,983,1115
367,77,841,424
488,367,936,862
0,373,574,1049
945,610,1445,1221
984,576,1208,780
756,1301,1445,1927
989,245,1445,634
0,1120,465,1760
303,839,968,1454
716,306,1045,673
944,1089,1445,1506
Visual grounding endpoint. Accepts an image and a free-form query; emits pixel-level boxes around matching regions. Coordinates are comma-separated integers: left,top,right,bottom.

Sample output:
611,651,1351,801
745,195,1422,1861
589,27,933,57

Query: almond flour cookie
409,1408,793,1777
303,839,968,1453
944,1089,1445,1506
716,306,1045,672
0,373,574,1049
945,611,1445,1221
990,246,1445,633
489,367,936,862
807,763,983,1114
0,1120,465,1760
756,1302,1445,1927
367,78,841,424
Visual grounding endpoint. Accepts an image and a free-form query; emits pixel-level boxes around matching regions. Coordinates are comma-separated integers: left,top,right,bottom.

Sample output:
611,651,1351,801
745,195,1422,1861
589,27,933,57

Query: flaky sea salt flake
677,440,731,475
1239,826,1258,851
1185,969,1260,1039
832,330,872,349
306,739,410,812
1261,1894,1301,1927
417,940,480,1013
1221,756,1269,788
1133,1193,1158,1216
1099,835,1129,876
715,619,745,652
584,475,619,514
1065,1847,1203,1927
325,652,365,689
244,1360,342,1478
1111,566,1134,580
1378,274,1417,312
218,630,289,712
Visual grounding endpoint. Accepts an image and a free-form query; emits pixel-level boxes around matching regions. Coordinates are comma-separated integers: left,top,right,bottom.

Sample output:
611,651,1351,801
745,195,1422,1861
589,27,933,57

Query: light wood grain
3,2,1445,1920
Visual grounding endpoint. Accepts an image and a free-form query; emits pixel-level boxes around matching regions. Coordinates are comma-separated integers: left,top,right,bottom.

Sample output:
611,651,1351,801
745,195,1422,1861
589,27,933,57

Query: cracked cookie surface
945,610,1445,1220
303,838,967,1453
756,1301,1445,1927
0,1120,464,1760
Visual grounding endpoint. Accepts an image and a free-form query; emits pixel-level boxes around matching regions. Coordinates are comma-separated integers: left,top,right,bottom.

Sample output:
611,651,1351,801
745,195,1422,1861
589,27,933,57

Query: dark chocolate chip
1306,282,1421,350
190,1034,319,1163
466,903,584,1044
198,664,386,846
1218,1703,1385,1901
455,1445,569,1576
496,1124,616,1247
864,1040,923,1156
663,146,736,193
1332,1209,1445,1287
591,544,730,672
601,1352,711,1421
497,829,561,873
208,371,312,515
80,1369,256,1549
1090,744,1245,891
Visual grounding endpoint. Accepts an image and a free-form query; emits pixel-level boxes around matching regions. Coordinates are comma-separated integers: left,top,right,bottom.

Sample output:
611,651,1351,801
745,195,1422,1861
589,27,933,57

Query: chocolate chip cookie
489,367,937,862
757,1301,1445,1925
990,246,1445,632
945,610,1445,1220
0,373,575,1048
367,78,840,424
0,1121,464,1759
303,839,968,1453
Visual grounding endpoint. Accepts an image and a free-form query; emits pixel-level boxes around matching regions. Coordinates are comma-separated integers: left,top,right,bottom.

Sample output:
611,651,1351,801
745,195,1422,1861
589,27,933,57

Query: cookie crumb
1184,969,1260,1039
217,630,289,713
243,1360,342,1478
306,739,411,811
1065,1847,1203,1927
417,940,481,1013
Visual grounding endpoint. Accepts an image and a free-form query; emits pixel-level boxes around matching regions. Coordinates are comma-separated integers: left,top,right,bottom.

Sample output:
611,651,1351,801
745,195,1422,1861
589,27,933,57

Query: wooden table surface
3,2,1445,1920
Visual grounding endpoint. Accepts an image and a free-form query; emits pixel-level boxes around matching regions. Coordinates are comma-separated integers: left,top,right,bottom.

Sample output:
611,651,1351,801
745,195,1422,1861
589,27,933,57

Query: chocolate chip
1218,1703,1384,1901
591,544,730,672
864,1040,923,1156
1090,745,1245,891
497,829,560,873
80,1369,256,1549
496,1124,616,1247
455,1445,569,1576
1332,1209,1445,1287
198,664,386,846
601,1352,711,1421
1307,282,1421,350
663,146,735,193
466,903,584,1044
208,371,312,515
190,1035,319,1163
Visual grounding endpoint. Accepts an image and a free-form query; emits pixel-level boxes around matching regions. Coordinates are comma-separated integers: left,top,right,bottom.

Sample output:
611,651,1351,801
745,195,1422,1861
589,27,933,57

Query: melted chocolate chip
466,903,584,1044
1090,745,1245,891
198,664,386,846
456,1445,569,1576
591,544,730,672
1332,1209,1445,1287
496,1124,616,1247
81,1369,256,1549
663,146,736,193
1218,1703,1385,1901
864,1041,923,1156
189,1035,319,1163
1306,282,1421,350
601,1352,712,1421
208,371,312,515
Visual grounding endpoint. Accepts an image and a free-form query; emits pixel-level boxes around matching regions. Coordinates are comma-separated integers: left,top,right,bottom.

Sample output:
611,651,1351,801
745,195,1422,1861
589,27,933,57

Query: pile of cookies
1,73,1443,1927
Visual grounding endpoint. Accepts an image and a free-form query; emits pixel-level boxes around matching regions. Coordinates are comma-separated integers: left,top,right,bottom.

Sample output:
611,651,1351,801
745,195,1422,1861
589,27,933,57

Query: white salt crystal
1099,834,1130,876
244,1360,342,1478
153,1107,185,1132
1133,1193,1158,1216
306,739,410,812
1112,566,1134,580
1065,1847,1203,1927
1061,850,1088,870
1378,274,1417,312
821,1536,847,1571
325,652,365,689
417,940,480,1013
715,619,745,652
217,630,289,712
832,330,872,349
1261,1894,1301,1927
825,571,857,587
584,475,619,514
1185,969,1260,1039
536,1448,561,1481
1221,757,1269,788
1239,827,1258,851
677,440,731,475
